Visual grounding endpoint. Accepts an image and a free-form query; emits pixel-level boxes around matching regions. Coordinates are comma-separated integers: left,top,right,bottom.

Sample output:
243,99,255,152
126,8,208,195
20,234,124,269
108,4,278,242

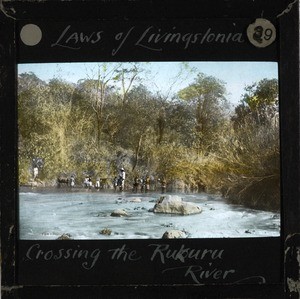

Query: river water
19,189,280,240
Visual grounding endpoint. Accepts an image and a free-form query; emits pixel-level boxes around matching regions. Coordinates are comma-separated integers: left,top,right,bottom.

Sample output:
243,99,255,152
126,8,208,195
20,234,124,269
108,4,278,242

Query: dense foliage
18,64,280,211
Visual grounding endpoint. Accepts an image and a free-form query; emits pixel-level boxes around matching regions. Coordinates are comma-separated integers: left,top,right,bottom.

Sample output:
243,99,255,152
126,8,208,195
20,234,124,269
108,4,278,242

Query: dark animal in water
57,177,69,187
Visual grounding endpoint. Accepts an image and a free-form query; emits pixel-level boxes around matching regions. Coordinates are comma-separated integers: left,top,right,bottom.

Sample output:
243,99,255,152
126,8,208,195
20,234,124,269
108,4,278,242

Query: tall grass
199,119,280,211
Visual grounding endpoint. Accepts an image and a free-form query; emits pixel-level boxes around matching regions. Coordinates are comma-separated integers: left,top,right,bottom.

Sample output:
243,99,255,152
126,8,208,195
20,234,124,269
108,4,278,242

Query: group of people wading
57,167,167,193
132,176,166,193
57,168,125,191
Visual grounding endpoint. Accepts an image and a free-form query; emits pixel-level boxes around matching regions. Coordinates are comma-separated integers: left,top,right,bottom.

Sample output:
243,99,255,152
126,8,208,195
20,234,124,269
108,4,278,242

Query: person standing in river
145,175,150,192
118,167,126,191
70,176,75,188
95,178,100,190
160,177,167,193
33,166,38,181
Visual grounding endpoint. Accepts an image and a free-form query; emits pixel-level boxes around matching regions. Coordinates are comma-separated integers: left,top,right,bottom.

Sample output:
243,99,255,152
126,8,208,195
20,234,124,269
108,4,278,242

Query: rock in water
111,209,129,217
100,228,112,235
162,230,187,239
57,233,72,240
129,197,142,203
153,195,202,215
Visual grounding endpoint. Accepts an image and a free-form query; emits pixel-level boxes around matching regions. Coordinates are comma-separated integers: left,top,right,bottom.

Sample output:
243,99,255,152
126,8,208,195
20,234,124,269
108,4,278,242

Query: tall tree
232,78,278,127
75,63,142,146
18,74,76,179
178,73,229,151
114,84,159,171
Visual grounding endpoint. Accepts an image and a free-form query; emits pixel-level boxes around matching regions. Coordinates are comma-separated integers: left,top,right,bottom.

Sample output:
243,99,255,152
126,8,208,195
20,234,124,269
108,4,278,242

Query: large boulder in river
153,195,202,215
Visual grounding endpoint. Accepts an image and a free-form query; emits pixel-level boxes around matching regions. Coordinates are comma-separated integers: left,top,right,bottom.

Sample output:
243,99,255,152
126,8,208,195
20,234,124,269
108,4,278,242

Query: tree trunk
132,134,143,171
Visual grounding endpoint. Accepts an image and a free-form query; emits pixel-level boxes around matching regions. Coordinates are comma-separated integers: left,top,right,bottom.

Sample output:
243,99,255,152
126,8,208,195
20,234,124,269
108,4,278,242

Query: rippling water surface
19,189,280,240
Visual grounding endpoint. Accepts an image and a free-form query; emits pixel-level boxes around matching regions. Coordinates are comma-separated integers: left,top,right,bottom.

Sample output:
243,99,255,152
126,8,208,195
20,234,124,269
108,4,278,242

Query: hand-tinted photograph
18,61,280,240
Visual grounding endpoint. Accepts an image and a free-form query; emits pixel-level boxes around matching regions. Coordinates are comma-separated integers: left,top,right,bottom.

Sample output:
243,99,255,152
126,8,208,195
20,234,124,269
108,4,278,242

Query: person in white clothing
95,178,100,190
33,167,38,180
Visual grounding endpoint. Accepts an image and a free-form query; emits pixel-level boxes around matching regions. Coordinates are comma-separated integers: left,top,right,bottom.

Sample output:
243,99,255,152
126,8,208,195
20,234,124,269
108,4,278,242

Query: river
19,189,280,240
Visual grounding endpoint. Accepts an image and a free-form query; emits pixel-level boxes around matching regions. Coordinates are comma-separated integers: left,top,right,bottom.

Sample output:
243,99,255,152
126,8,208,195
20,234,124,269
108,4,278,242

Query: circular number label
247,18,276,48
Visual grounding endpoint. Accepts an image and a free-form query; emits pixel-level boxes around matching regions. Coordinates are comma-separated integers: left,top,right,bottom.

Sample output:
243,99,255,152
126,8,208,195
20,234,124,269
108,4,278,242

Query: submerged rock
115,198,127,204
153,195,202,215
129,197,142,203
111,209,129,217
162,230,187,239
